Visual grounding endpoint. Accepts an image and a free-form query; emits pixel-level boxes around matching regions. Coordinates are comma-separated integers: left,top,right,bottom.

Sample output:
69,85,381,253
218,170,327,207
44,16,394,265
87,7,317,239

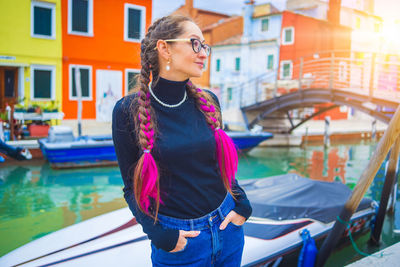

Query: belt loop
190,220,194,231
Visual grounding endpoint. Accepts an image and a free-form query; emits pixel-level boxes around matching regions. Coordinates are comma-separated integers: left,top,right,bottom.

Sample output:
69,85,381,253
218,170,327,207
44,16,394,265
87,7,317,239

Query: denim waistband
157,193,235,231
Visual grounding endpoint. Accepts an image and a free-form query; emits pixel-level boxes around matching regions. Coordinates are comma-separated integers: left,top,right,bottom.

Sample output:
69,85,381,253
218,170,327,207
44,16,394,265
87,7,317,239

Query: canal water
1,140,400,266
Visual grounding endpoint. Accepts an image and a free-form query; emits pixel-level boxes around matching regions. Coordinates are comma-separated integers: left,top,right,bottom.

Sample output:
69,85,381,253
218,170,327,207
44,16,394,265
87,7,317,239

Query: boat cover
239,173,373,223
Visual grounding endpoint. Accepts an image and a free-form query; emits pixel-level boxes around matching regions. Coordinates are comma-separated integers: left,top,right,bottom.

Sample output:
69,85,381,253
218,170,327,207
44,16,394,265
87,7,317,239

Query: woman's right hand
169,230,200,252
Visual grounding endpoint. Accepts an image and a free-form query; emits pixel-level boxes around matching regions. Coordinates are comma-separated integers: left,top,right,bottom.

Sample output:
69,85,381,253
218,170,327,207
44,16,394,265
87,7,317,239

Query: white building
210,3,282,112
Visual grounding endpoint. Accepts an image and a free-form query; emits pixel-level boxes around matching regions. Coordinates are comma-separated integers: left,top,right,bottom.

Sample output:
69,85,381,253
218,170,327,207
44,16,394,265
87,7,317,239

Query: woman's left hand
219,210,246,230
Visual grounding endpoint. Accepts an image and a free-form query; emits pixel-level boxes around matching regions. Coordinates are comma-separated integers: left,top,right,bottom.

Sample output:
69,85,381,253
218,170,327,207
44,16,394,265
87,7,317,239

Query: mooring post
324,116,331,147
372,119,377,141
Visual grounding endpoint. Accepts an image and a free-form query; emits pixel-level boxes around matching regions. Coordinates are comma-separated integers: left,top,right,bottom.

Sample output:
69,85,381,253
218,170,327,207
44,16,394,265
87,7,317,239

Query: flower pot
28,124,50,137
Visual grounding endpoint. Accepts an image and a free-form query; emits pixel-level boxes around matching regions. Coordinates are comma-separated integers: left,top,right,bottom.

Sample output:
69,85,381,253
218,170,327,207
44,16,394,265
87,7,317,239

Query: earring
166,58,171,71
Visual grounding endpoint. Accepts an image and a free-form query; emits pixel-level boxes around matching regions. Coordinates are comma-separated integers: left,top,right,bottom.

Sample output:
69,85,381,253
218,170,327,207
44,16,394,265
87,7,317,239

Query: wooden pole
316,104,400,267
370,136,400,245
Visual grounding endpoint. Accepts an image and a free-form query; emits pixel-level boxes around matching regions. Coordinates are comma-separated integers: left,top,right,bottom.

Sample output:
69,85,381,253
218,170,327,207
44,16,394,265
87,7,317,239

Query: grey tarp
239,173,373,223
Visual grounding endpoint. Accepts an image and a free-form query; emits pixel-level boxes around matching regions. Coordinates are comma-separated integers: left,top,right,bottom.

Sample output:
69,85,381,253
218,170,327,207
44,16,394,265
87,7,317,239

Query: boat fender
298,229,317,267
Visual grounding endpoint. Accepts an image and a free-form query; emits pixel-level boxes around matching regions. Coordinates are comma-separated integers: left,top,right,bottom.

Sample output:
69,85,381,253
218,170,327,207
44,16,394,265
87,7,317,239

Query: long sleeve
205,90,253,220
112,97,179,252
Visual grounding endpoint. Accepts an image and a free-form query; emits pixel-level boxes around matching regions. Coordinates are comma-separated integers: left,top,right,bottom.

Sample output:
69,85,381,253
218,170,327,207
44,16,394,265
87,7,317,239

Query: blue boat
228,131,273,151
38,126,117,169
39,125,273,169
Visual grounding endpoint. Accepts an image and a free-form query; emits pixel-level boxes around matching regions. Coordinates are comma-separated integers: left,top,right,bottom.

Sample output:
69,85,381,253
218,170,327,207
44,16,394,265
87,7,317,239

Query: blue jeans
151,193,244,267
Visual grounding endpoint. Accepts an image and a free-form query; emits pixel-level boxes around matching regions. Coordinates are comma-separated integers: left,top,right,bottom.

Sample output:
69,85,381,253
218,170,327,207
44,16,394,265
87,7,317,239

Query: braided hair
129,15,238,220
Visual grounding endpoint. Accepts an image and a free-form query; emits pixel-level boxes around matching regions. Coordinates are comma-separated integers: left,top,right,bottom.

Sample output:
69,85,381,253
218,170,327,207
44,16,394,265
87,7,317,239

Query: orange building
171,0,242,89
62,0,151,120
278,11,352,119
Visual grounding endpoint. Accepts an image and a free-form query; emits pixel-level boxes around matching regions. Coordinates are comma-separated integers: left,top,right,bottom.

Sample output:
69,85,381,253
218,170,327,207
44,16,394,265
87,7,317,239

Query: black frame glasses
163,38,211,56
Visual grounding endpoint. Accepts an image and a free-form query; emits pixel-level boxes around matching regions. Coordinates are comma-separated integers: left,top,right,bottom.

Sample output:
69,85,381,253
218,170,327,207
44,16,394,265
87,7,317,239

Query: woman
112,15,252,266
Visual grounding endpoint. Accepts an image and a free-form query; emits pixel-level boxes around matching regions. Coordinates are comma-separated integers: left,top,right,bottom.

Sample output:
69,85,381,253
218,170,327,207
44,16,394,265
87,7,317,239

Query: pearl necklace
148,81,187,108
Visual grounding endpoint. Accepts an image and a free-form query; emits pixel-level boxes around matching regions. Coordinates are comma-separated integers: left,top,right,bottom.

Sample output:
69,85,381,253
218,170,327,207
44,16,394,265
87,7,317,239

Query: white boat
0,174,376,266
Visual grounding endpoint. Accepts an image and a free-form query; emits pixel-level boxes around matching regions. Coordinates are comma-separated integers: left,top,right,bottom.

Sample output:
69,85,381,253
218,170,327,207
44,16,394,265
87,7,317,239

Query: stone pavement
346,241,400,266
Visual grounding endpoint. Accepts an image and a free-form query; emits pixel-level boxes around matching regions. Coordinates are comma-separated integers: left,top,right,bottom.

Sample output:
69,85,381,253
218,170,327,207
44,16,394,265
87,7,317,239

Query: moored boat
0,174,376,266
38,126,117,169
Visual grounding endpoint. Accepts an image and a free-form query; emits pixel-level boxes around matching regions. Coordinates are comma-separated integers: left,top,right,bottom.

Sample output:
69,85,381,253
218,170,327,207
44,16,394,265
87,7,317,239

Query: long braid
130,15,193,220
186,82,238,197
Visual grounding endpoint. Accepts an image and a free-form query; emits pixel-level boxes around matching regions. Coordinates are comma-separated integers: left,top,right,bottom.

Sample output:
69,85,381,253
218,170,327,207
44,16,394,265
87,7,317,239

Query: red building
62,0,151,120
278,11,352,120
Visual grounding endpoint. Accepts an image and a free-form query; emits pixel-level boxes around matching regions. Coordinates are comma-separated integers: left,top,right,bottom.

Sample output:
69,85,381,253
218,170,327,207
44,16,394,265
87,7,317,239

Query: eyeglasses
155,38,211,56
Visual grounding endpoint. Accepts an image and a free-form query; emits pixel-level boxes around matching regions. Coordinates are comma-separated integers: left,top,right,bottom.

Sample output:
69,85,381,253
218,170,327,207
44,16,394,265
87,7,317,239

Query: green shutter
72,0,88,33
34,6,52,36
128,8,141,39
216,59,220,72
283,63,291,78
261,19,269,32
235,58,240,71
34,70,51,99
71,67,90,98
227,88,232,101
285,28,292,43
267,55,274,70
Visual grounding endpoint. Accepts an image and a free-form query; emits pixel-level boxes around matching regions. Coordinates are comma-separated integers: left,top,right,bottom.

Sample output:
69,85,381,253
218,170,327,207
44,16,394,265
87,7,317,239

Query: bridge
222,50,400,133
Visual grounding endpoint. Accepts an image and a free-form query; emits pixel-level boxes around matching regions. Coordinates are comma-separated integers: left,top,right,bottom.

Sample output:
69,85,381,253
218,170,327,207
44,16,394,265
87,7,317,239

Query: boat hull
38,138,117,169
228,132,273,151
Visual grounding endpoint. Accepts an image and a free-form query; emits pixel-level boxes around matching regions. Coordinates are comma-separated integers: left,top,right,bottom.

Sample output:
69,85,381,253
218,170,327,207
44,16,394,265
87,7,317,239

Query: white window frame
69,64,93,101
125,68,140,95
30,65,56,101
68,0,94,37
282,27,294,45
31,1,56,39
124,3,146,42
261,18,269,32
280,60,293,79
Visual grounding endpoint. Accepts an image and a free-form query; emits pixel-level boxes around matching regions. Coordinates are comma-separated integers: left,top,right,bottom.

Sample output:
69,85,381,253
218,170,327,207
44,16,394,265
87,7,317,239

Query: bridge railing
221,50,400,110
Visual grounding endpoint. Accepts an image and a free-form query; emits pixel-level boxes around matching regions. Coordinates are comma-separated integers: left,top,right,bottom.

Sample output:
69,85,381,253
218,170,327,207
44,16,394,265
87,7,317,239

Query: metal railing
220,50,400,110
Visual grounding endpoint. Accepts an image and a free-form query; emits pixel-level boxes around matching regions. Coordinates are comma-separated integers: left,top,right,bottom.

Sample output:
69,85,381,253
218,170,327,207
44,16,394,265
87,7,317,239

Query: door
0,67,18,111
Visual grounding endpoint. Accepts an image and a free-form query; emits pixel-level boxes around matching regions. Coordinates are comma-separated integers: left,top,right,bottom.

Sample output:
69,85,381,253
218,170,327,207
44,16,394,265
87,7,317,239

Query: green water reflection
0,140,399,266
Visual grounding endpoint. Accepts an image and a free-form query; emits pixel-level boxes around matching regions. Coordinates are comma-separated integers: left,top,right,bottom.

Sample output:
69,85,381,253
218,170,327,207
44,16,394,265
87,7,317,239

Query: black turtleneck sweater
112,77,252,252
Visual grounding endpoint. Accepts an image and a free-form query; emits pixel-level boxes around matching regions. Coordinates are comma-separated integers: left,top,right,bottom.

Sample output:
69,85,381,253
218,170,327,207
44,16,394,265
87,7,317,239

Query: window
31,65,55,100
69,65,92,100
261,18,269,32
267,55,274,70
227,87,232,101
124,3,146,42
282,27,294,45
216,59,221,72
280,61,293,79
31,1,55,39
68,0,93,36
235,57,240,71
125,69,140,95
